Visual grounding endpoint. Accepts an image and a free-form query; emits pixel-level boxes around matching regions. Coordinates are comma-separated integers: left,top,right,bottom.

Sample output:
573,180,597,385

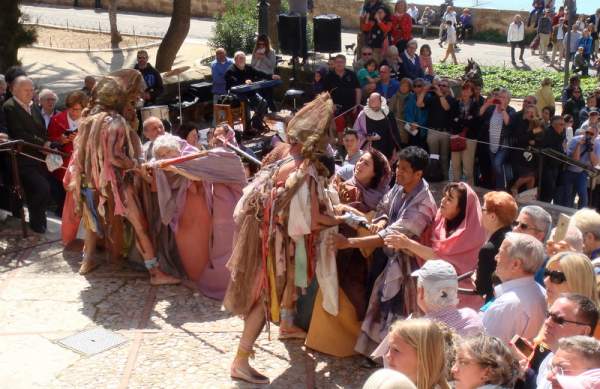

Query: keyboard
230,79,283,94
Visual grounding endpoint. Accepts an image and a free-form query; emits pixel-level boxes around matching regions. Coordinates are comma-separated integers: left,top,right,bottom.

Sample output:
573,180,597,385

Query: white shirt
507,22,525,42
41,111,53,128
407,7,419,20
443,11,457,25
481,276,547,344
67,113,79,131
536,352,553,389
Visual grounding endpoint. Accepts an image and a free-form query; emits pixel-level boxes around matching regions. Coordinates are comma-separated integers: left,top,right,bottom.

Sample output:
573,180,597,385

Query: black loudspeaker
313,14,341,53
278,13,304,56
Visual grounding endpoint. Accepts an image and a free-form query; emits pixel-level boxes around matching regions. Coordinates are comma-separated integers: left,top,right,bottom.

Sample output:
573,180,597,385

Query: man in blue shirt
375,65,400,100
559,109,600,208
211,48,233,98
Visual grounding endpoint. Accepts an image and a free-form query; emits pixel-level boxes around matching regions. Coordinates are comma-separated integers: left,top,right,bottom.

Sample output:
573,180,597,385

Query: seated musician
224,51,280,134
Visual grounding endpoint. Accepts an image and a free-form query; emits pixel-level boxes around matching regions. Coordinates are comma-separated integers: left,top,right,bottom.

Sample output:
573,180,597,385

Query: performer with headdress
224,93,344,384
65,69,179,285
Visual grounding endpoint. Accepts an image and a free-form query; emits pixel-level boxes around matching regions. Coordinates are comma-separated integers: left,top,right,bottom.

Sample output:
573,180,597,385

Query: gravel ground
33,26,158,50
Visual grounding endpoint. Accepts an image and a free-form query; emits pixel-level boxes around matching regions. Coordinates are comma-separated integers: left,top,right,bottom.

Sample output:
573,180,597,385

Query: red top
390,13,413,43
47,110,74,181
361,19,393,34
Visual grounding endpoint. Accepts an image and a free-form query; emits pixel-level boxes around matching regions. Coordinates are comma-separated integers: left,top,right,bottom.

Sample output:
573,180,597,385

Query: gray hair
38,88,58,101
152,133,181,160
386,45,399,56
520,205,552,239
557,336,600,368
504,232,545,274
0,74,6,87
497,87,512,101
233,51,246,61
407,39,418,48
417,277,458,311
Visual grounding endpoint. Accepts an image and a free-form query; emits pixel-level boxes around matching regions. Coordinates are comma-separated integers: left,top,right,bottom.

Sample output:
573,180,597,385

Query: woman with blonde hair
385,318,452,389
452,334,520,389
543,252,599,307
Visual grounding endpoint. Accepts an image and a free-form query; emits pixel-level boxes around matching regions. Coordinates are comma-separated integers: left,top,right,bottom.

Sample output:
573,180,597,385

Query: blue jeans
490,147,510,190
558,170,589,208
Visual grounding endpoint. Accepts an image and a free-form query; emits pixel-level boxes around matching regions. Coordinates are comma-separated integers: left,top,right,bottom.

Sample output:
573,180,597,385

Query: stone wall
26,0,532,35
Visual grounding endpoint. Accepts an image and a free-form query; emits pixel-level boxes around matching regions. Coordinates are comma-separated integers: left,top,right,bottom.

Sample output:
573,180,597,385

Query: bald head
368,92,382,111
143,117,165,141
12,76,34,104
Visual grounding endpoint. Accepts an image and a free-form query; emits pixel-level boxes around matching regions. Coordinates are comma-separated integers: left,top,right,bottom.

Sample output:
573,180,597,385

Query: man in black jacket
2,76,50,233
539,116,566,203
134,50,164,105
224,51,280,133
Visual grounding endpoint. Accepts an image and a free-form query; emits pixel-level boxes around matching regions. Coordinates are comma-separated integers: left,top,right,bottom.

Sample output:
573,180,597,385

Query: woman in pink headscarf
383,182,486,309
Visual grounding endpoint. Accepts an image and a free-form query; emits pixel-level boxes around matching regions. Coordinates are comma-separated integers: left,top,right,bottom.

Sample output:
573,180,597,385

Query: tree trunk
267,0,281,50
108,0,122,47
155,0,191,72
0,0,36,73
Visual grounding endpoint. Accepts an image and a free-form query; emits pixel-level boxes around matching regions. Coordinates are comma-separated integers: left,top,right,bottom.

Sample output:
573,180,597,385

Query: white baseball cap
411,259,458,283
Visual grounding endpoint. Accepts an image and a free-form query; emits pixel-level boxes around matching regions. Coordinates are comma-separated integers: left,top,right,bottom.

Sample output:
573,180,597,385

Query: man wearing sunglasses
512,205,552,242
535,294,598,389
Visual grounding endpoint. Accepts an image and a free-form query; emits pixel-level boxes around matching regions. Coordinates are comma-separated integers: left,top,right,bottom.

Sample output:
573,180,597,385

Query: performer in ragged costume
146,130,247,299
224,93,344,384
65,69,179,285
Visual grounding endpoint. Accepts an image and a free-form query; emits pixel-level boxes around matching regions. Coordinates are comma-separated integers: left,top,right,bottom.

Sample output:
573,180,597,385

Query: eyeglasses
546,312,590,327
544,269,567,284
512,221,540,231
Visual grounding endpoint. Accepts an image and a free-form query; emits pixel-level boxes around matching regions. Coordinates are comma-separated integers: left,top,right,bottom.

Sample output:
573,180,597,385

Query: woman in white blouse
507,14,525,64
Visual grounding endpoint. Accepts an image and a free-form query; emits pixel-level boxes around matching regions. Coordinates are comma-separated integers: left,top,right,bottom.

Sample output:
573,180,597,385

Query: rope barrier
344,103,598,173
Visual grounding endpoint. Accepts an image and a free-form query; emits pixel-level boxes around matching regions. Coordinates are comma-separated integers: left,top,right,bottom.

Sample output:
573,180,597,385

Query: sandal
230,366,269,385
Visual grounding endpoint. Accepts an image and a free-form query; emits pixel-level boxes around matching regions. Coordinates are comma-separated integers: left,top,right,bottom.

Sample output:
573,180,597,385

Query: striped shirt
489,110,504,153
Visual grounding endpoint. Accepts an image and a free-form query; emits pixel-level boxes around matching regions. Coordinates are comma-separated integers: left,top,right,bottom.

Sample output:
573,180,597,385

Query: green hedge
434,63,598,99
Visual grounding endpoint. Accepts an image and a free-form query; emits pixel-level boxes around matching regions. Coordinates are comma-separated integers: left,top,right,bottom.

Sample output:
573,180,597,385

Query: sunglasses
544,269,566,284
362,52,373,56
547,312,589,327
512,221,539,231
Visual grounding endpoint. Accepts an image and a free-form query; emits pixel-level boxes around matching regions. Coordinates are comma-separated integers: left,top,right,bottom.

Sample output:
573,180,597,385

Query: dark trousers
539,166,560,203
48,175,66,217
510,41,525,62
19,164,50,232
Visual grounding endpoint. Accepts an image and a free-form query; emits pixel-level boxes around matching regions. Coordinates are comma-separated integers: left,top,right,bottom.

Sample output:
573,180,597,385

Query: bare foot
149,269,180,286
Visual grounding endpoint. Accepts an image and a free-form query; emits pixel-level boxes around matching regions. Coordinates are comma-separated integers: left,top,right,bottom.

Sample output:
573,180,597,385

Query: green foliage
210,0,258,55
434,63,598,99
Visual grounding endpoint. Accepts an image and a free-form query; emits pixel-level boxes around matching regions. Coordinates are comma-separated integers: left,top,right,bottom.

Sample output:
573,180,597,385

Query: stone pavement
0,216,371,389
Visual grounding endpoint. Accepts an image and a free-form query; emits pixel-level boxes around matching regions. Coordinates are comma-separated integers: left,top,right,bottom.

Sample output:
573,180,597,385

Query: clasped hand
383,233,411,250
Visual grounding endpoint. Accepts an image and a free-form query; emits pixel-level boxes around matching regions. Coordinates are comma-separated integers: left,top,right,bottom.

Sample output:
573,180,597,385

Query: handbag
450,129,467,152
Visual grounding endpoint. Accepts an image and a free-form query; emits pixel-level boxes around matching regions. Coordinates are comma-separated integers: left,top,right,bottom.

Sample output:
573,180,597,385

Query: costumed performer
224,93,344,384
66,69,179,285
147,130,246,299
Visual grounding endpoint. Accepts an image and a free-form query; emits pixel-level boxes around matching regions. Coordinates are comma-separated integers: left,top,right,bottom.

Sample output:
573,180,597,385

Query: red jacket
47,110,74,181
391,13,413,43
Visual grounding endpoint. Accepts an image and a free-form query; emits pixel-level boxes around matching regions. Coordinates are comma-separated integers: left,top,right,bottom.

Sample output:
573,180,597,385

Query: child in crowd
357,59,380,95
419,44,435,80
440,20,458,64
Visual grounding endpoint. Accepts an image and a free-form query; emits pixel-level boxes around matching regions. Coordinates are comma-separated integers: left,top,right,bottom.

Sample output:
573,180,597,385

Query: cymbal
164,66,191,78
